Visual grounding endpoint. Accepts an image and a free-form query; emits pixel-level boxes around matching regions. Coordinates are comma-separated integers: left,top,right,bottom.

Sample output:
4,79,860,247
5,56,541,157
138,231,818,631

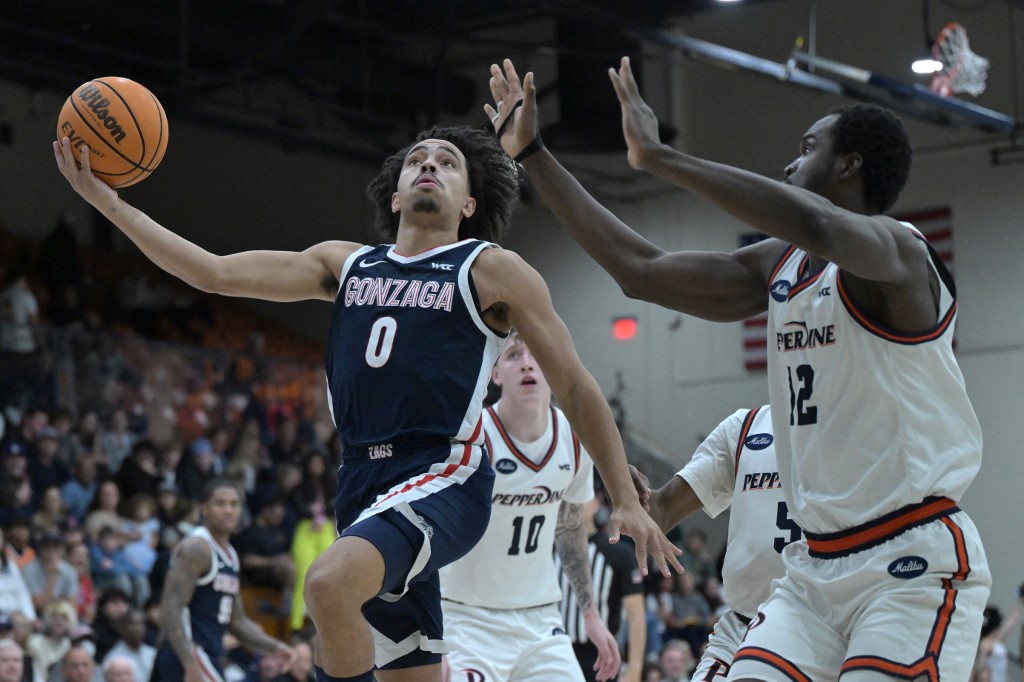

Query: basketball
56,77,169,188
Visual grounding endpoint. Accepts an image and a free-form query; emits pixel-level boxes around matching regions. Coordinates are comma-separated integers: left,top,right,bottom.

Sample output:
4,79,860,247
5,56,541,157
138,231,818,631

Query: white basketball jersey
765,224,982,534
679,406,797,619
439,403,595,609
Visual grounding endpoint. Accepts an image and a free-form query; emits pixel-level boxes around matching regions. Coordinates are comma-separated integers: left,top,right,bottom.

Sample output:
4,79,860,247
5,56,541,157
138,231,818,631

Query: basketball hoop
930,22,989,97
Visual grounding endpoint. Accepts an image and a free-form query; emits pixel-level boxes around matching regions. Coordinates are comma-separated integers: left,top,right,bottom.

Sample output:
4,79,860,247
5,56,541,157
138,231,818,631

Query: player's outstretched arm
228,593,296,668
474,248,682,576
54,138,358,303
486,59,773,323
609,57,924,287
555,502,621,681
161,537,209,680
647,477,704,533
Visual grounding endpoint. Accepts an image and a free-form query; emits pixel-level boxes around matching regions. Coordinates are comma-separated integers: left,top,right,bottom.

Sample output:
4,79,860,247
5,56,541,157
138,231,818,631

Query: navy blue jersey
185,527,240,661
325,239,507,450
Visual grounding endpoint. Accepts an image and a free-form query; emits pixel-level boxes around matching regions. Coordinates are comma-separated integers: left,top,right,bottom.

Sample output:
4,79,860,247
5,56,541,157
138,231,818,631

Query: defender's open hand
608,56,664,171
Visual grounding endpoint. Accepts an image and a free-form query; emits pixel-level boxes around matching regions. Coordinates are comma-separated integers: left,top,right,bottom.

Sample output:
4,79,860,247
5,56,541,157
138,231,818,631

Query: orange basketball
56,77,169,188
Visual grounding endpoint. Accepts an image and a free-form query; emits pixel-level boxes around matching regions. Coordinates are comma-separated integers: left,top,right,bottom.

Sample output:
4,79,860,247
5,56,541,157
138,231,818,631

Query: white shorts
442,599,585,682
690,610,749,681
729,503,990,681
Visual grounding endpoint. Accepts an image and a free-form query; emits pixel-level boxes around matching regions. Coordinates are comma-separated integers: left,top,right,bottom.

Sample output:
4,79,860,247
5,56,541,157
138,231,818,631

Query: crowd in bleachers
0,219,333,681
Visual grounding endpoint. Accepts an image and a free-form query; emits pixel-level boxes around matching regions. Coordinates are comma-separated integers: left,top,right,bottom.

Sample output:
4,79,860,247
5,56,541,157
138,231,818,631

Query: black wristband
513,134,545,163
483,100,524,139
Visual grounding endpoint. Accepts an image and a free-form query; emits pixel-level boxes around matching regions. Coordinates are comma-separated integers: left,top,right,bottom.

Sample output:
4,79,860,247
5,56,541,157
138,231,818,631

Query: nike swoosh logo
359,259,386,267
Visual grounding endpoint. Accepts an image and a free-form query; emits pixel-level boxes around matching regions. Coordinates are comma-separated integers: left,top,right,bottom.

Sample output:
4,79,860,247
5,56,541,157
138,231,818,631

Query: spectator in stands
26,599,77,678
28,427,70,495
250,650,285,682
158,497,198,555
83,482,124,544
657,639,695,682
0,479,32,534
236,496,294,609
272,640,314,682
207,427,231,475
101,657,134,682
114,442,159,502
155,442,181,492
662,571,710,661
89,527,132,601
0,263,46,412
0,526,35,620
48,408,83,465
100,410,135,475
58,645,96,682
75,411,101,458
678,528,713,588
120,496,158,607
31,487,67,541
290,452,334,520
141,595,161,649
226,420,263,495
288,499,335,632
700,575,726,626
6,407,48,454
0,637,24,682
92,588,131,663
101,610,154,682
267,417,301,465
66,542,95,625
641,662,664,682
23,534,78,614
176,438,217,501
2,518,34,570
645,574,675,664
3,614,37,682
61,458,98,526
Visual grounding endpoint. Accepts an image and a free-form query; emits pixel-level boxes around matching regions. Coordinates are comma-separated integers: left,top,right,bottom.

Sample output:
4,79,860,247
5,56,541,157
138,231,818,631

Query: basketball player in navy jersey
486,57,989,681
56,121,680,682
154,479,294,682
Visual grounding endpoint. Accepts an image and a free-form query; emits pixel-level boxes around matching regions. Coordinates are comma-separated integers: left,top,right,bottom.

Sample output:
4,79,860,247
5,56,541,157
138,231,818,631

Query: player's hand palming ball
56,77,169,188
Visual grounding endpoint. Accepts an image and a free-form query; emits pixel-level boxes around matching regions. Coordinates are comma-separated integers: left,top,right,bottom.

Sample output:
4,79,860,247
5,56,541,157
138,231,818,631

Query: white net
930,22,989,97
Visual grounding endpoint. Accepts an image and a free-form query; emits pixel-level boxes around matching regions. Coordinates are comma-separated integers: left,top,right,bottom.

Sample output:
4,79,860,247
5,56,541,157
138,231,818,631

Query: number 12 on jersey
787,364,818,426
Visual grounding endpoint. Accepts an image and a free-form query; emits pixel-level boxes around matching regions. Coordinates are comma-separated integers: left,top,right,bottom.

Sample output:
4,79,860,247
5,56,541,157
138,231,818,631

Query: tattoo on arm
229,593,282,653
161,538,209,668
555,502,595,613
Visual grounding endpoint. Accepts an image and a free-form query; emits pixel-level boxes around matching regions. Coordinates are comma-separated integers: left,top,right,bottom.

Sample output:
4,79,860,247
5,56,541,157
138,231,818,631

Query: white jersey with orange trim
765,223,982,535
439,402,595,609
679,405,798,621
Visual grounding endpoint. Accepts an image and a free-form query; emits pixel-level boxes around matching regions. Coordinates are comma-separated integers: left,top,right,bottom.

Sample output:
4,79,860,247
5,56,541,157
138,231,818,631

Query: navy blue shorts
335,439,494,670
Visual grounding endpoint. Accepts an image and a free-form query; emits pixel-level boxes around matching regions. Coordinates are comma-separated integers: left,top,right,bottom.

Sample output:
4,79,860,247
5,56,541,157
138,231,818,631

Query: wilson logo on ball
57,76,169,188
77,84,128,143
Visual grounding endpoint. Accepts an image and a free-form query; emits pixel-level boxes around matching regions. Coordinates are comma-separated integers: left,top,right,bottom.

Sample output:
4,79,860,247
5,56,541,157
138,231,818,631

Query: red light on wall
612,316,637,341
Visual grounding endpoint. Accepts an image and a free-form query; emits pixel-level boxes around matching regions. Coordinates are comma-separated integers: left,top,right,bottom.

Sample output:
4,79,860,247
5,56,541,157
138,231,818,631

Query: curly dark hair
366,125,520,243
828,104,912,214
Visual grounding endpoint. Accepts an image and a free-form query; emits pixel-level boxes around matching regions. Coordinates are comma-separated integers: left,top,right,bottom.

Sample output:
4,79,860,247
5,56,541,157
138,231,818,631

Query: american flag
741,208,954,371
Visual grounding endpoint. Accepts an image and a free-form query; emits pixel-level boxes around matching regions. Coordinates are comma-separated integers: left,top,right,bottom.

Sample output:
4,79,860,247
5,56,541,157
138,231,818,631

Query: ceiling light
912,57,943,74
